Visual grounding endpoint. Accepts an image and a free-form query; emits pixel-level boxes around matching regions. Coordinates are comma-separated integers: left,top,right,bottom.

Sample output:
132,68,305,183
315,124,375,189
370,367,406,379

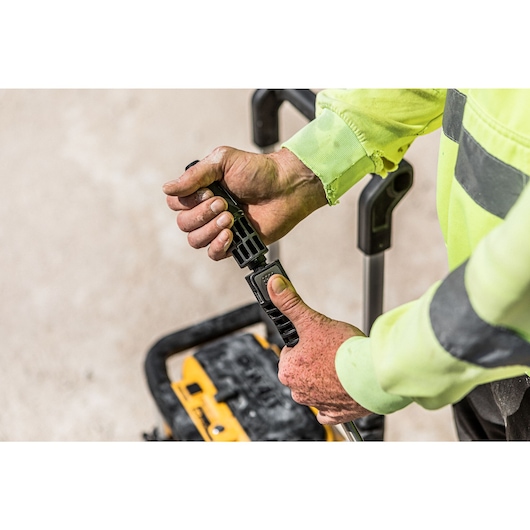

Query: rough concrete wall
0,89,457,441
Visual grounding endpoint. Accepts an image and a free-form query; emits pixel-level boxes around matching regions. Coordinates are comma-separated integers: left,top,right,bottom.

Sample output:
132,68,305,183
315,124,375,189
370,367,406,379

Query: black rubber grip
260,301,299,348
186,160,268,269
245,260,299,348
208,181,268,269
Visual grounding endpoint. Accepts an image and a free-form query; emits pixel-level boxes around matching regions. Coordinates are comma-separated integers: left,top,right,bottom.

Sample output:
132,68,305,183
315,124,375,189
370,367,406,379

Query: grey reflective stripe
455,130,529,219
430,261,530,368
442,89,466,142
442,88,529,219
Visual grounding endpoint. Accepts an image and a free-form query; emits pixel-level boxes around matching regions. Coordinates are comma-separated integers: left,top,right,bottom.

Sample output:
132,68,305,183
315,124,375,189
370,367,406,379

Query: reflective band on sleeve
429,261,530,368
442,89,466,142
442,89,529,218
456,129,529,219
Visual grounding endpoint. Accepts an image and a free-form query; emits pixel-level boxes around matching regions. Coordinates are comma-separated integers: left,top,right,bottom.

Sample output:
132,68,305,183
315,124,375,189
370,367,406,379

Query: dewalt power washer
143,89,413,442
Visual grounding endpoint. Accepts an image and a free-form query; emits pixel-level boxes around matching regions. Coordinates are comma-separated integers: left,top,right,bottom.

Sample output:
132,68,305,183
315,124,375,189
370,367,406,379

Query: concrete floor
0,89,458,441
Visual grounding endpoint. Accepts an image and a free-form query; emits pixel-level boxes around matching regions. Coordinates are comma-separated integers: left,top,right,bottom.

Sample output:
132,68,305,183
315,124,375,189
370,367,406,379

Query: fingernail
222,232,232,252
210,198,226,214
216,212,232,228
270,275,287,294
197,188,214,202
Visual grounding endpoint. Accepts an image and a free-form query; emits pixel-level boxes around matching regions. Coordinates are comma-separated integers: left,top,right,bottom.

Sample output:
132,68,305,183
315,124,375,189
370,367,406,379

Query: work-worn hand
267,274,372,424
163,146,328,261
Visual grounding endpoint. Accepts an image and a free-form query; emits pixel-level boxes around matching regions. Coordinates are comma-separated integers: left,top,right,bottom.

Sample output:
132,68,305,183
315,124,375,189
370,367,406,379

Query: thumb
268,274,311,325
162,158,220,197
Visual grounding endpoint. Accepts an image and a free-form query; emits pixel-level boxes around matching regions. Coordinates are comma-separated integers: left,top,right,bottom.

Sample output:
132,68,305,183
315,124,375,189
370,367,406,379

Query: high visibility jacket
283,89,530,414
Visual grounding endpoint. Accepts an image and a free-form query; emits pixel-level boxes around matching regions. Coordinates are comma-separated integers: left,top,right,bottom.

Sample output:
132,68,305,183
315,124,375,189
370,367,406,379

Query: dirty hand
267,274,372,424
163,146,328,260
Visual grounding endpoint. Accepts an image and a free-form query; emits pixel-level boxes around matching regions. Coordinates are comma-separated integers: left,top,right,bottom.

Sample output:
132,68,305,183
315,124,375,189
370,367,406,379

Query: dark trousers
452,375,530,441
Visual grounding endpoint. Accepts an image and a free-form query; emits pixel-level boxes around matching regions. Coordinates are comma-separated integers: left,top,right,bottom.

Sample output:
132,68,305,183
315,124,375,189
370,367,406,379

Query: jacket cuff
335,336,413,415
282,108,374,205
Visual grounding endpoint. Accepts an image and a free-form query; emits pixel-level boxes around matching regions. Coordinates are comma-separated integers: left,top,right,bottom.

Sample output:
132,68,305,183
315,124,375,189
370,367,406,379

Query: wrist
269,148,328,211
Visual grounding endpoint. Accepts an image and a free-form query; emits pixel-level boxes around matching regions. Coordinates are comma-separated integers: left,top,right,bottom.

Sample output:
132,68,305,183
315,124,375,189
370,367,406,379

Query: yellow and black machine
143,313,340,442
143,90,413,442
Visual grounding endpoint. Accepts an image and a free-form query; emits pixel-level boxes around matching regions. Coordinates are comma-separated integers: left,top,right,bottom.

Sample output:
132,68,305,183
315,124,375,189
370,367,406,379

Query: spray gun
186,160,299,348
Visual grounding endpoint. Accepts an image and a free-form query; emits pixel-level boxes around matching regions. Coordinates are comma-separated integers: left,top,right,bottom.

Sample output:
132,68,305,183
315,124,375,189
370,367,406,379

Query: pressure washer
143,89,413,442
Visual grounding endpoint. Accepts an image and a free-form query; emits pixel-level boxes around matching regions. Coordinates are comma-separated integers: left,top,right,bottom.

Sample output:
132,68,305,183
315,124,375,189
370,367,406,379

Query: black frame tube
252,89,316,148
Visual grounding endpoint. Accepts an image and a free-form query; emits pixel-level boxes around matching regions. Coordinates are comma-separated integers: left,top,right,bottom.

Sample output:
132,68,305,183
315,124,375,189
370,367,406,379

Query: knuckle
177,203,215,233
280,295,302,314
207,146,229,165
212,146,225,157
277,364,293,388
290,390,308,407
196,188,214,204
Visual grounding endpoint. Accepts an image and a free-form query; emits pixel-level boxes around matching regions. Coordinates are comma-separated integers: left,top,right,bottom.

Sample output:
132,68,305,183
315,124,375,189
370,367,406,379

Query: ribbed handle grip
245,260,299,348
261,300,299,348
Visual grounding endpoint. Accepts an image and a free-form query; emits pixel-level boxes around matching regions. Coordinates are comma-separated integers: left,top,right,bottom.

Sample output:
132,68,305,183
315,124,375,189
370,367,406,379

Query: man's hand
163,146,328,261
267,274,373,424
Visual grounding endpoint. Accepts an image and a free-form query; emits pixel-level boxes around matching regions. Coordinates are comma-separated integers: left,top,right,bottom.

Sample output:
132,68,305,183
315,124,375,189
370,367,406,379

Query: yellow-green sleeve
283,89,446,204
336,184,530,415
283,88,530,415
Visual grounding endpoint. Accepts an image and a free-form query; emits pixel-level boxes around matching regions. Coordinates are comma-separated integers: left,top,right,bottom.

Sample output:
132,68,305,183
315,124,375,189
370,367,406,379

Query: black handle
246,260,299,348
186,160,269,269
252,89,316,148
209,181,269,270
355,159,413,441
185,160,299,347
357,159,414,256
